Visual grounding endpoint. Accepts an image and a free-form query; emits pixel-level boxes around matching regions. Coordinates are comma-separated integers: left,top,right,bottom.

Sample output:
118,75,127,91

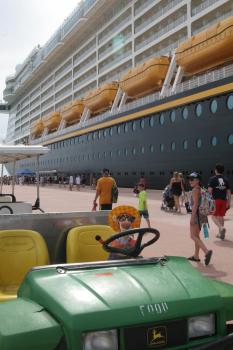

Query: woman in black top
170,171,184,213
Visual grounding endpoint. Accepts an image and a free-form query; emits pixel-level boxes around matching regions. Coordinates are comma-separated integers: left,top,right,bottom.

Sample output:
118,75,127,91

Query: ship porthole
150,144,154,152
228,134,233,145
195,104,202,117
132,121,136,131
196,138,202,149
211,136,218,146
140,119,145,128
210,99,218,114
159,114,165,125
149,116,154,127
227,95,233,110
171,142,176,151
160,144,164,152
170,110,176,123
182,107,188,120
183,140,188,150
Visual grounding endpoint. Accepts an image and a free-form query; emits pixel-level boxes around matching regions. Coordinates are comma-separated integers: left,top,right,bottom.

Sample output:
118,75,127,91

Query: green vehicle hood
19,257,225,331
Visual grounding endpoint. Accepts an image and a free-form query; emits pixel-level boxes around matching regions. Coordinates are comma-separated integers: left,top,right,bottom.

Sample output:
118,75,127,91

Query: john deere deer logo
147,326,167,347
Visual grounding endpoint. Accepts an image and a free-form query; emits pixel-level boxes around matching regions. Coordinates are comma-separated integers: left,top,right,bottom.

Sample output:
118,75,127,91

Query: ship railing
31,61,233,145
192,0,219,16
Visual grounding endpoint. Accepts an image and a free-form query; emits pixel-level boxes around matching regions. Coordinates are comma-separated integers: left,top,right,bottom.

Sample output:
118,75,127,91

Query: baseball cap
187,172,201,180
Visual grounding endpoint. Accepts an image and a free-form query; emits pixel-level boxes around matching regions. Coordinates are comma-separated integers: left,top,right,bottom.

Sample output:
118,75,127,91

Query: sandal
188,256,200,262
205,250,213,266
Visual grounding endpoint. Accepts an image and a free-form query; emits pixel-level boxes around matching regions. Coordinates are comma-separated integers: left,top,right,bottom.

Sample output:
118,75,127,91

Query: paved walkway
4,184,233,284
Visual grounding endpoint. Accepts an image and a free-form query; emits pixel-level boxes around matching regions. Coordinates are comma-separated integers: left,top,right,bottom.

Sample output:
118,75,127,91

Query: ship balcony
98,15,131,47
191,0,224,17
3,87,15,102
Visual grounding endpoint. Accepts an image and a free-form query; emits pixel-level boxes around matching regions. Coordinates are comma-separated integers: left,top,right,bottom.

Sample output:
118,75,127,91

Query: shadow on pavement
214,239,233,248
196,264,227,279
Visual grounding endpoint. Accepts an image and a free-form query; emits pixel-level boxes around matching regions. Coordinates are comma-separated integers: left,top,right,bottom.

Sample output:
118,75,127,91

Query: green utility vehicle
0,227,233,350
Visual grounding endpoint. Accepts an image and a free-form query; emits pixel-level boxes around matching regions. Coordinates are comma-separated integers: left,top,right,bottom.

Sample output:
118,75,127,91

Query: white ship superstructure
3,0,233,144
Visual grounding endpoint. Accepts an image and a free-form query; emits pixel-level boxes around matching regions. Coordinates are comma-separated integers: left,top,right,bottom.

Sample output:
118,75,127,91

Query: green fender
0,298,62,350
211,279,233,321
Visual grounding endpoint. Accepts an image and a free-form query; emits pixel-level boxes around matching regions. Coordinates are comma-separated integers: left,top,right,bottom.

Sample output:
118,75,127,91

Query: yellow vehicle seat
66,225,114,263
0,229,49,302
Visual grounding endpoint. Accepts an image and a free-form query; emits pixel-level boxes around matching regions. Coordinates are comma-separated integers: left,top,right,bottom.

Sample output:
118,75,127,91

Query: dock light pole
12,160,16,196
0,163,3,194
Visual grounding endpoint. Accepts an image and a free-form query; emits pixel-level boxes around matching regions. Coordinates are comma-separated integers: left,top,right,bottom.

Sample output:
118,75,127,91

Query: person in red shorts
208,164,231,240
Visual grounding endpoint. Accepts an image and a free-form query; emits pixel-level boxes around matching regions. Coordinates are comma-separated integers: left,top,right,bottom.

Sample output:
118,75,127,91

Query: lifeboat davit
31,120,44,138
42,112,61,132
83,82,119,115
176,16,233,75
61,100,84,125
119,56,170,98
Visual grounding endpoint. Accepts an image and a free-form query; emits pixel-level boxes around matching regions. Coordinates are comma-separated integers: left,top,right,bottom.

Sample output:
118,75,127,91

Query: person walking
75,174,81,191
69,175,74,191
93,168,117,210
137,183,151,227
170,171,184,213
187,172,212,266
208,164,231,240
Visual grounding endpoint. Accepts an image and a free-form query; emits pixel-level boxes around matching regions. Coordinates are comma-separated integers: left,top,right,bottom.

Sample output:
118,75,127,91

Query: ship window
150,144,154,152
140,119,145,129
160,144,164,152
228,134,233,145
117,125,121,134
210,99,218,114
171,141,176,151
98,152,101,159
195,104,202,117
149,116,154,127
124,148,128,156
211,136,218,146
98,131,101,139
110,151,113,157
132,147,136,155
103,151,106,158
132,121,136,131
141,146,145,154
109,128,113,136
196,138,202,148
117,149,121,156
104,129,107,137
124,123,128,133
170,111,176,123
159,114,165,125
183,140,188,150
227,95,233,110
182,107,188,120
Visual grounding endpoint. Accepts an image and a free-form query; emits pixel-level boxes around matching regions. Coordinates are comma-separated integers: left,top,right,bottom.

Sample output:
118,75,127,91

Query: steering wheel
96,228,160,258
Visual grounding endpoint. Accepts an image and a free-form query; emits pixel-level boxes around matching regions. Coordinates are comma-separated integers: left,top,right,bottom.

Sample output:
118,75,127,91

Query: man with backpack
93,169,117,210
208,164,231,240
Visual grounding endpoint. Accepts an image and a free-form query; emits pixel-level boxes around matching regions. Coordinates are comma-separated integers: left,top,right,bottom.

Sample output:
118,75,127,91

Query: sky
0,0,80,140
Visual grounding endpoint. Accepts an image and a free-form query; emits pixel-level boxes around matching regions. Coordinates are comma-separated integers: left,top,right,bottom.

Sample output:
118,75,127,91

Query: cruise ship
2,0,233,188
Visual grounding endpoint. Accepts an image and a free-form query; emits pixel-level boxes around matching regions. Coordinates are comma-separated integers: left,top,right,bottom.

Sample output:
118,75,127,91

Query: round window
141,146,145,154
117,125,121,134
149,116,154,127
150,144,154,152
104,129,107,137
182,107,188,120
196,138,202,149
171,141,176,151
132,121,136,131
124,148,128,156
195,104,202,117
183,140,188,150
124,124,128,133
160,144,164,152
210,99,218,114
140,119,145,129
227,95,233,110
211,136,218,146
109,151,113,157
160,114,165,125
109,128,113,136
228,134,233,145
132,147,136,155
117,149,121,156
170,111,176,123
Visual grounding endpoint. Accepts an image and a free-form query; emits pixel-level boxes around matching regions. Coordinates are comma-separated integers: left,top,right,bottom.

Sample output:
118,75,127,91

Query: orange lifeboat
83,82,119,115
119,56,170,98
61,100,84,125
42,112,61,132
31,120,44,138
176,16,233,75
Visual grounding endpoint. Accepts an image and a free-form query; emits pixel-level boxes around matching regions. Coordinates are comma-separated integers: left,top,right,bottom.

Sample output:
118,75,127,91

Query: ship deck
3,184,233,285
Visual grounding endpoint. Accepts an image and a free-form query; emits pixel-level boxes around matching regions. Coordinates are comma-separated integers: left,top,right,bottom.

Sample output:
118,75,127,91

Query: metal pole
36,155,40,204
0,163,3,194
12,160,16,196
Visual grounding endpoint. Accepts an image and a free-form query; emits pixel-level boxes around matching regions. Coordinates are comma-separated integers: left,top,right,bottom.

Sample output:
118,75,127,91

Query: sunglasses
118,215,135,223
